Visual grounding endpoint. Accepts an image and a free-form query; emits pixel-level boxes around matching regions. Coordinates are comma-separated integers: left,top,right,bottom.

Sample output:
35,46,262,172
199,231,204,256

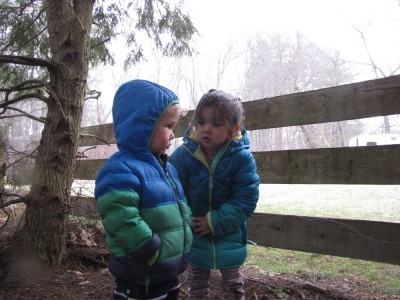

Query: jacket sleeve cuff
128,233,161,262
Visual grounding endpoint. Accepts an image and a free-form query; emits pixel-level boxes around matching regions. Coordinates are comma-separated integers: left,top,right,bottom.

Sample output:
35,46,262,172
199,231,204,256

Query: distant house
349,133,400,146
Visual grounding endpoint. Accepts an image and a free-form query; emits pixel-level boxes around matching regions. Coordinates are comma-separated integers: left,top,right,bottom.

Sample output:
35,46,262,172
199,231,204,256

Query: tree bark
17,0,94,265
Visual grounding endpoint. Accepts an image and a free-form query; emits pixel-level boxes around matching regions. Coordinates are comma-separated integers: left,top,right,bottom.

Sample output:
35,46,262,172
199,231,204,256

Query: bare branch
1,191,25,199
0,93,48,108
350,22,382,78
85,90,101,101
77,145,98,159
1,79,49,97
6,145,39,168
390,64,400,75
0,79,67,121
0,197,27,210
0,107,46,123
90,37,111,50
0,82,43,93
0,208,10,229
0,54,54,70
79,133,110,146
0,191,27,223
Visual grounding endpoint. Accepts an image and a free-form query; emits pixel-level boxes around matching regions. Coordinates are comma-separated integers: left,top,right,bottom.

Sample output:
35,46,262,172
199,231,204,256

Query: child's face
150,104,181,155
195,106,234,154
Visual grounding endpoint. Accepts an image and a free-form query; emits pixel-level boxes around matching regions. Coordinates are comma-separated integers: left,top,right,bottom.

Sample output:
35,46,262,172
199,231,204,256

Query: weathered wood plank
243,74,400,131
254,144,400,184
70,196,99,217
248,213,400,265
79,123,115,147
79,75,400,146
75,145,400,184
74,159,106,180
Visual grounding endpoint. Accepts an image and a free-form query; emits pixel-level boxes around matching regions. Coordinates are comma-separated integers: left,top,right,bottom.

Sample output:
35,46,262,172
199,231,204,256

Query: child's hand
192,216,211,236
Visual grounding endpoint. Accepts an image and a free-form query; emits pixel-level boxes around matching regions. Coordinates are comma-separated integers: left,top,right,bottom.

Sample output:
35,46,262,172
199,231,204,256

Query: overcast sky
91,0,400,119
185,0,399,72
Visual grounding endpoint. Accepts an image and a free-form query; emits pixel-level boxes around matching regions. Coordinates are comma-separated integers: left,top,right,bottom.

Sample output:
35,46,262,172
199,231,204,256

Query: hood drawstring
145,265,150,295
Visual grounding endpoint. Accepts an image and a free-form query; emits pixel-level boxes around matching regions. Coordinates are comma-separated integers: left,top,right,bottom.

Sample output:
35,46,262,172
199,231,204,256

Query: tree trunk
383,116,390,133
17,0,94,265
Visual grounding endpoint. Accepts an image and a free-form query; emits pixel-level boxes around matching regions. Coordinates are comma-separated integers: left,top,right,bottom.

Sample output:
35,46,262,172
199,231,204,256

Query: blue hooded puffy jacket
95,80,192,284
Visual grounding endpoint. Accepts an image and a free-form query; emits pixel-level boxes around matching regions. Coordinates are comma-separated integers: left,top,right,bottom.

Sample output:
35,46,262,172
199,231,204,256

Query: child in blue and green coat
170,89,260,299
95,80,193,299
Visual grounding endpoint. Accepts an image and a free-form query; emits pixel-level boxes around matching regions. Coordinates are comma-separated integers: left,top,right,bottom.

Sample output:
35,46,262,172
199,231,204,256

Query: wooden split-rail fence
76,75,400,265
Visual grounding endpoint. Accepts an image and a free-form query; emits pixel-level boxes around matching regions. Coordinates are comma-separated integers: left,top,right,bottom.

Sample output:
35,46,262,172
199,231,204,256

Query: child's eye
196,120,204,125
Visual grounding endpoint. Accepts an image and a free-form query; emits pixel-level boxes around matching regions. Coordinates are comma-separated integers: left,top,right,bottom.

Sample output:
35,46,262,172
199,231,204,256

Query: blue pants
113,277,180,300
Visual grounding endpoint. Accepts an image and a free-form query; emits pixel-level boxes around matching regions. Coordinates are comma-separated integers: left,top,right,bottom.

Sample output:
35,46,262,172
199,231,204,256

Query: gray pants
186,263,245,300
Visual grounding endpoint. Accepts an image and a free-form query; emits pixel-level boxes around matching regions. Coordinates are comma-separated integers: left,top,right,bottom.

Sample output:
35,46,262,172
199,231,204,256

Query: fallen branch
246,277,306,299
302,281,329,294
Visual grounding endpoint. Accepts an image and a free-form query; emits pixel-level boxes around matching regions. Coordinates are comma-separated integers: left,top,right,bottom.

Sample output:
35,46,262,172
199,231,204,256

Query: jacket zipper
159,156,188,263
184,140,231,269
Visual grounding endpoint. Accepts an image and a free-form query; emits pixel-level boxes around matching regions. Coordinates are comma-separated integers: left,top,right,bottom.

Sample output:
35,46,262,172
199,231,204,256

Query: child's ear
233,123,240,134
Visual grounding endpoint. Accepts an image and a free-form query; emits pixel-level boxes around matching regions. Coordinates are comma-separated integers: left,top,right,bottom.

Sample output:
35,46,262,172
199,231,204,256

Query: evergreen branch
1,5,48,54
10,26,48,54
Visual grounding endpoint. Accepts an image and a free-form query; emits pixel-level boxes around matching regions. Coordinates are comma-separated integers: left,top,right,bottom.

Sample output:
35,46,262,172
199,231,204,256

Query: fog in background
89,0,400,116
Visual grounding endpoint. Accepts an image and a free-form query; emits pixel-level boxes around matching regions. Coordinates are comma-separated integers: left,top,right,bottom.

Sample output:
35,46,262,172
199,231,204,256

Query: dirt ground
0,222,398,300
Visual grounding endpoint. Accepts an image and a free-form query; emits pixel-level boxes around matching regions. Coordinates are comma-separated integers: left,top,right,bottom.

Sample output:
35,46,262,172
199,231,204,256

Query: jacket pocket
109,254,147,284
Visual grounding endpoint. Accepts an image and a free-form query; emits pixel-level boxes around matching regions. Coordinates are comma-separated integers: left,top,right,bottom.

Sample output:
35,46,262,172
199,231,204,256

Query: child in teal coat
170,89,260,299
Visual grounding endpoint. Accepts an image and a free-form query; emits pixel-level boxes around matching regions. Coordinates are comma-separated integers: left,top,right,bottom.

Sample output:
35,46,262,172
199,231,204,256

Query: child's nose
203,123,212,132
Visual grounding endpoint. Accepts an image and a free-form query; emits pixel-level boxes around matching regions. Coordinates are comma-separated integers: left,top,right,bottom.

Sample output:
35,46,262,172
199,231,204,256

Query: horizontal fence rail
69,196,400,265
75,145,400,185
75,75,400,265
247,213,400,265
79,74,400,146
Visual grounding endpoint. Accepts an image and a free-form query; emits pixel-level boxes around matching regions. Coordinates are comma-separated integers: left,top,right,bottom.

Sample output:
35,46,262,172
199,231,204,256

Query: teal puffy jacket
95,80,192,284
170,127,259,269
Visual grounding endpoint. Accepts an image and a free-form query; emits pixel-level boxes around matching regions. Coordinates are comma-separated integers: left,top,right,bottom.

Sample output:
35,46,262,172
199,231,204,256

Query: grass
249,184,400,295
246,246,400,295
256,184,400,222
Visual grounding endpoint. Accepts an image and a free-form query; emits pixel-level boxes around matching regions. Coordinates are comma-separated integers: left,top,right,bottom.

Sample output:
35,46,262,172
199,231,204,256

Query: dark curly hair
192,89,244,134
